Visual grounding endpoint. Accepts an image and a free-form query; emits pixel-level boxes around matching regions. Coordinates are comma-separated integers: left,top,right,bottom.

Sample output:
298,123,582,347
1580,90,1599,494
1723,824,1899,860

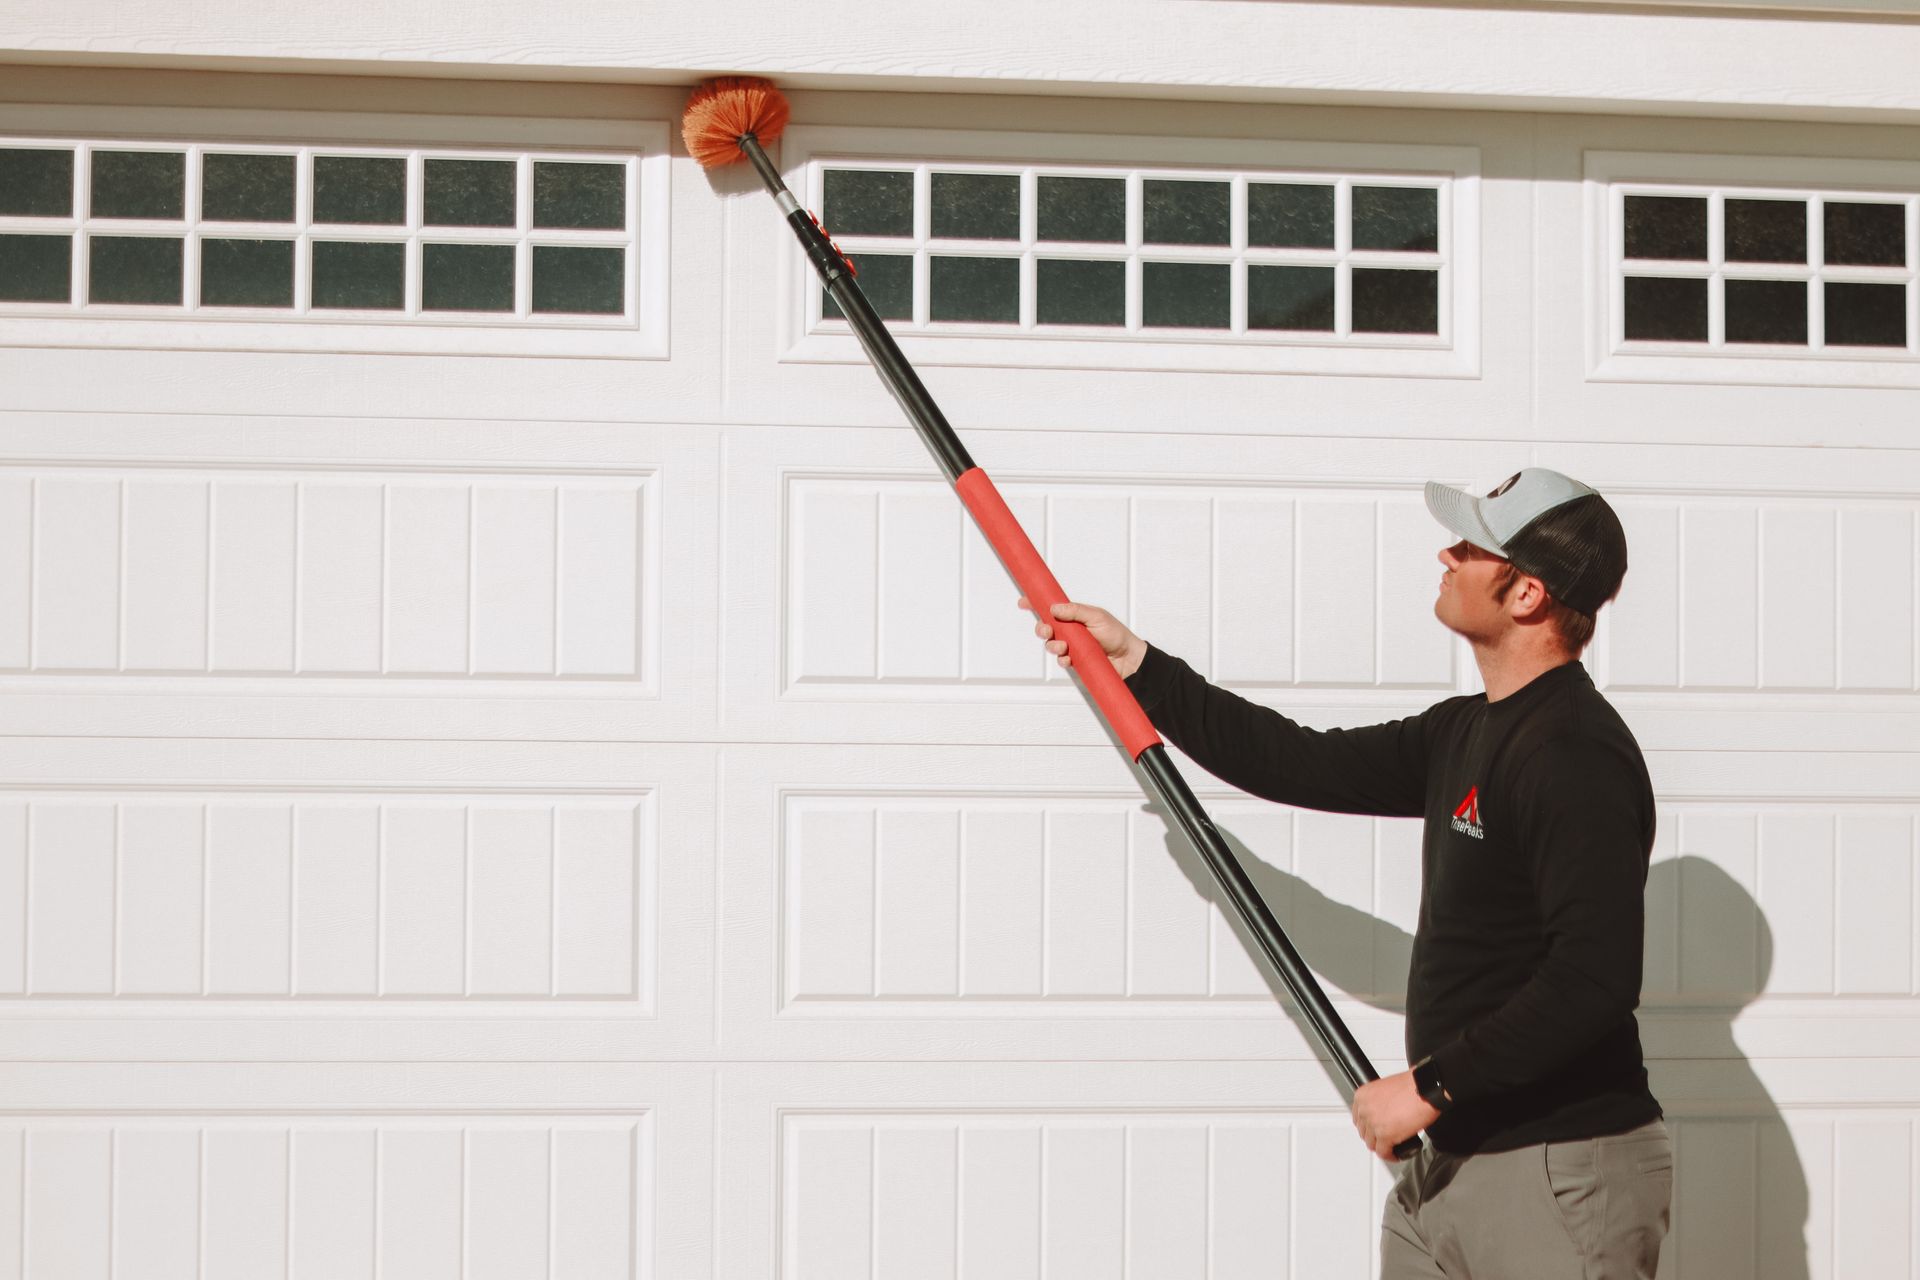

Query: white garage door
0,72,1915,1277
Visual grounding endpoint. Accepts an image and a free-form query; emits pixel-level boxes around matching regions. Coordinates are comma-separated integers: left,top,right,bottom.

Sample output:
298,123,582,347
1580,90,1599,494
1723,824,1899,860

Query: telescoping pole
737,132,1418,1160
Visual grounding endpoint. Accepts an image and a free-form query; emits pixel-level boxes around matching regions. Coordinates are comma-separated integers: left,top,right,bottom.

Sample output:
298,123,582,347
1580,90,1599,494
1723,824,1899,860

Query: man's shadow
1145,805,1811,1279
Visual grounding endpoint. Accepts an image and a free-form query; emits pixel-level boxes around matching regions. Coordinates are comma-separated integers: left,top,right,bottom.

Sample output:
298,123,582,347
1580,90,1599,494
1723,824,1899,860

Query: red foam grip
953,468,1161,760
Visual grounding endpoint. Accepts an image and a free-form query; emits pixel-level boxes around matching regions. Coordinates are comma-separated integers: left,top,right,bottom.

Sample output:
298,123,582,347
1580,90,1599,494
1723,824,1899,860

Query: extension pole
738,132,1417,1159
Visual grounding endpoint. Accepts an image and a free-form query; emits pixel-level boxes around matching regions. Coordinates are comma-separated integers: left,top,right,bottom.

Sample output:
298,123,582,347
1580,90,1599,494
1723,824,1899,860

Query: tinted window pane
1038,176,1125,244
1724,278,1807,344
930,255,1018,323
1247,264,1335,331
0,149,74,217
88,235,183,304
1825,281,1907,346
312,240,405,310
1248,183,1334,249
0,234,71,301
314,156,407,225
1142,261,1228,328
425,158,516,228
1824,202,1905,267
202,153,296,223
1624,195,1707,261
1143,180,1229,246
90,151,184,220
1036,258,1124,325
531,245,623,314
1624,275,1708,341
1352,268,1438,334
1353,186,1438,252
931,173,1018,241
824,253,911,320
532,162,625,230
823,170,913,237
200,238,294,308
1725,199,1805,264
423,242,515,311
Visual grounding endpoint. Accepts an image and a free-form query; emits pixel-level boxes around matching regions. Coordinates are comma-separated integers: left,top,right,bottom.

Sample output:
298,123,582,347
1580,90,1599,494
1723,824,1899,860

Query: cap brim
1424,481,1507,555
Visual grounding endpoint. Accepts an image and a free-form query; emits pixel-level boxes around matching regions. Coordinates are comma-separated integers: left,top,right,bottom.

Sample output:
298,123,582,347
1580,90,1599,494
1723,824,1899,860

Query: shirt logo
1451,786,1484,839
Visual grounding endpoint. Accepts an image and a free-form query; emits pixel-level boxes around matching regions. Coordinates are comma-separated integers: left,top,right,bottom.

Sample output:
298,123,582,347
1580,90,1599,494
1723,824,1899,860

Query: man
1032,468,1670,1279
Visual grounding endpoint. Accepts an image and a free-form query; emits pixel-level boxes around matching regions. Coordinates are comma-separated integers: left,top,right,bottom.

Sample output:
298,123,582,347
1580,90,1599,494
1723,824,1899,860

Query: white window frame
0,104,670,359
1588,150,1920,390
776,126,1481,379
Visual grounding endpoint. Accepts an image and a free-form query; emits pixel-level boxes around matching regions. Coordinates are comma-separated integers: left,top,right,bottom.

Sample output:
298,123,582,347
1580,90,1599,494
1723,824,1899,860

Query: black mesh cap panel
1500,493,1629,617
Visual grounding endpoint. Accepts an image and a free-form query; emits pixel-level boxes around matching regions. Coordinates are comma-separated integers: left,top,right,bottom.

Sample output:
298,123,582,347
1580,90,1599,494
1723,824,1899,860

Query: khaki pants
1381,1120,1672,1279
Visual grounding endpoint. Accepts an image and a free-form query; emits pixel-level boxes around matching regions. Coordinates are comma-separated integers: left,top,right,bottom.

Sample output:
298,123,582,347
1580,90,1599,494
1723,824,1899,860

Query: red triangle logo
1453,786,1479,824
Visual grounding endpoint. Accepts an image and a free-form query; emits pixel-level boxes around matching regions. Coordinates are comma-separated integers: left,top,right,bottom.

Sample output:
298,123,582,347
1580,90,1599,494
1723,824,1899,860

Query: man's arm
1426,735,1652,1102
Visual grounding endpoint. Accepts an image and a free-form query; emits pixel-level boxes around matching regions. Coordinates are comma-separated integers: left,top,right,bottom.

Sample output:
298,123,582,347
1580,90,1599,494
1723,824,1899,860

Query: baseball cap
1424,468,1628,616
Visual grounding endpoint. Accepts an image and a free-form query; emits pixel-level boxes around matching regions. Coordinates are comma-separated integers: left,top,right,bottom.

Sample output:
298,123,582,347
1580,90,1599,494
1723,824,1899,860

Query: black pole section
736,127,1420,1160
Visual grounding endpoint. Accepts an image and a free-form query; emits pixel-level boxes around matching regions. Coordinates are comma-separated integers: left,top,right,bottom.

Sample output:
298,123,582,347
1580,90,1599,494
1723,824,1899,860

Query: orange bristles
682,77,791,169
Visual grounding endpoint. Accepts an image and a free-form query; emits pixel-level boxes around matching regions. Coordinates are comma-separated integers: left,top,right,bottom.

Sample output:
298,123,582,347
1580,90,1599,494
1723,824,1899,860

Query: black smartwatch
1411,1055,1453,1113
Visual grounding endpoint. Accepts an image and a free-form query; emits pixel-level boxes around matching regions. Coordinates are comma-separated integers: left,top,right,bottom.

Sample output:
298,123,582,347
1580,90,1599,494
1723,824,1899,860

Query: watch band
1412,1055,1453,1113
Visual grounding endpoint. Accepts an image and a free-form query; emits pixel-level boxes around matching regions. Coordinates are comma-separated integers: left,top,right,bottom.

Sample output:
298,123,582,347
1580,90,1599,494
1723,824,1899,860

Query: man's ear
1507,573,1553,622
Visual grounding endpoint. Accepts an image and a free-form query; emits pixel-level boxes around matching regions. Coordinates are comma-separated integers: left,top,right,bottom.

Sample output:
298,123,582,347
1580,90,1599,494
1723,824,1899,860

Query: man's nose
1437,545,1458,568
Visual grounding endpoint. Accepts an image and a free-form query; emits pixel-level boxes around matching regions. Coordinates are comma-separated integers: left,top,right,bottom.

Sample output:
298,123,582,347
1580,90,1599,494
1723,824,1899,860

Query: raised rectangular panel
1374,819,1421,999
0,477,29,668
117,802,205,995
1130,496,1213,681
788,806,876,998
959,808,1043,997
1128,805,1210,997
1676,813,1761,999
874,808,959,997
1213,496,1293,685
471,485,557,676
557,484,643,677
1379,499,1452,687
554,804,640,997
1295,499,1375,685
1044,1125,1124,1279
379,1128,463,1280
204,1128,289,1280
0,1129,18,1277
468,806,553,996
297,482,384,674
960,490,1046,682
553,1125,637,1277
123,479,209,671
291,1127,377,1279
28,802,115,995
1673,1119,1758,1279
32,477,119,671
381,805,466,997
1643,818,1681,998
1838,506,1916,690
1833,1119,1913,1278
1293,810,1376,999
1683,506,1759,688
1210,1125,1289,1280
1607,502,1680,689
0,804,25,994
793,484,879,682
1757,813,1835,995
1127,1125,1208,1275
207,803,294,996
211,480,297,672
1759,1118,1830,1280
1281,1123,1376,1275
1044,809,1127,996
385,484,470,675
959,1126,1041,1280
293,803,380,996
1761,507,1837,689
467,1129,550,1280
113,1129,198,1280
25,1129,110,1280
1211,808,1288,998
878,490,961,680
792,1125,872,1278
875,1126,957,1280
1835,814,1914,995
1044,492,1130,671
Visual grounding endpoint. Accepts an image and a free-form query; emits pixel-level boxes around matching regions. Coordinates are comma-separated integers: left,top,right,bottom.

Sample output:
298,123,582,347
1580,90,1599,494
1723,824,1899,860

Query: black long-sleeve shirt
1127,646,1663,1154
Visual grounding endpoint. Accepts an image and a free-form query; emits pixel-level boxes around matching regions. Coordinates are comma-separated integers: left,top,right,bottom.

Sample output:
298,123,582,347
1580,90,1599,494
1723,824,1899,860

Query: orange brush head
682,77,791,169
